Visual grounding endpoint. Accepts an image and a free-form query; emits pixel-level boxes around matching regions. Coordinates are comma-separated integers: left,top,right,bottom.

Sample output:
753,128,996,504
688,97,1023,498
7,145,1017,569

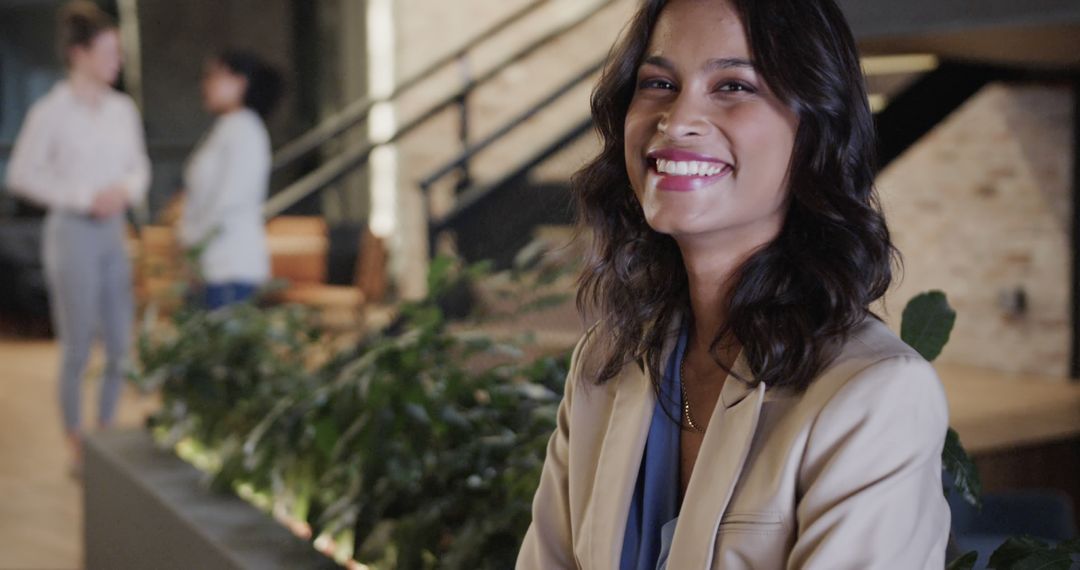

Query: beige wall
321,0,372,226
877,82,1075,379
385,0,633,297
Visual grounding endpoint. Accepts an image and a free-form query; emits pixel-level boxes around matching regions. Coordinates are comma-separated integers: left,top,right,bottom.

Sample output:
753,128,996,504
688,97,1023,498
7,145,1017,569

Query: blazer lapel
585,327,682,570
664,352,767,569
585,365,653,569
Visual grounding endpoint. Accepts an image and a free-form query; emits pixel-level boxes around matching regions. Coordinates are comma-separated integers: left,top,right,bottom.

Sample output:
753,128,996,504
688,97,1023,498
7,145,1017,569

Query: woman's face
624,0,798,247
70,29,122,86
201,60,247,114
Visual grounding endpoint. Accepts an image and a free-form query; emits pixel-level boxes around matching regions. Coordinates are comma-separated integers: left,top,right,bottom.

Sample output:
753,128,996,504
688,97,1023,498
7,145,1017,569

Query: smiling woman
517,0,951,569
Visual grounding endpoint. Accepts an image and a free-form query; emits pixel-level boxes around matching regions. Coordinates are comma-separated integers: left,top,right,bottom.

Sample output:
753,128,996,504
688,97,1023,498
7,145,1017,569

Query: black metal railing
270,0,550,173
427,115,594,252
417,58,604,195
263,0,619,218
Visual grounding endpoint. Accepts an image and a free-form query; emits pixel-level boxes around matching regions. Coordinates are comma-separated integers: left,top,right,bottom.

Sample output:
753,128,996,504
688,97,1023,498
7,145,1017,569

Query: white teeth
654,159,727,177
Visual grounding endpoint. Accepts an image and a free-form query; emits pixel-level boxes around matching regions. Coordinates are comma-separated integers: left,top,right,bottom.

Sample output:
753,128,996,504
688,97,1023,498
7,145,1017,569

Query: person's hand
160,191,186,226
90,186,128,219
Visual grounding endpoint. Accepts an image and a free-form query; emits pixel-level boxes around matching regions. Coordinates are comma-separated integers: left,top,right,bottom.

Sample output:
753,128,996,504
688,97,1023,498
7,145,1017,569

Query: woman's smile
646,147,734,192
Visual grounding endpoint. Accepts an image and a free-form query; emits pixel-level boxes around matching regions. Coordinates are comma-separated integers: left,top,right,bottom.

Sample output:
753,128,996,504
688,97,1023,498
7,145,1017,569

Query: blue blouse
619,326,688,570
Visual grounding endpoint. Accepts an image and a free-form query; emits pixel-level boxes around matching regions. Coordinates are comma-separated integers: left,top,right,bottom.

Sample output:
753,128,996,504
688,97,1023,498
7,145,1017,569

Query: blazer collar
720,350,758,408
585,325,767,569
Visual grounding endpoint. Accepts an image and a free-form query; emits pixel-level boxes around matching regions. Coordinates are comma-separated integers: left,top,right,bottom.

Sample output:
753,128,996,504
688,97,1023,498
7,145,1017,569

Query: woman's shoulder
101,88,141,117
222,108,268,131
567,320,606,386
26,82,71,117
565,320,636,398
567,317,683,403
219,109,271,146
797,316,947,421
839,315,921,366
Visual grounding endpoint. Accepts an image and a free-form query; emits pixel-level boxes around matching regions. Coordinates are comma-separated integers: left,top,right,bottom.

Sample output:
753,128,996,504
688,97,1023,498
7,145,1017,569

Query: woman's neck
678,223,781,353
67,70,107,106
682,251,738,354
217,103,247,116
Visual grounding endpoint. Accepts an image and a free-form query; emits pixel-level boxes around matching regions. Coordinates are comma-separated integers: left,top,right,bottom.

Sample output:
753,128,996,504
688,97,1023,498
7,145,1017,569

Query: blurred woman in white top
5,0,150,473
180,51,282,309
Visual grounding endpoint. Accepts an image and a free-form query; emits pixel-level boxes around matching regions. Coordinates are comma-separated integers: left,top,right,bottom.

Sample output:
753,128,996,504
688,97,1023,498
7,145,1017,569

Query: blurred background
0,0,1078,568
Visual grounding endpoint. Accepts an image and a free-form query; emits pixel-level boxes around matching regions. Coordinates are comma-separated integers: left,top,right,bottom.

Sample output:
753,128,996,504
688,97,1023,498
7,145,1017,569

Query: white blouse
5,81,150,212
180,108,271,284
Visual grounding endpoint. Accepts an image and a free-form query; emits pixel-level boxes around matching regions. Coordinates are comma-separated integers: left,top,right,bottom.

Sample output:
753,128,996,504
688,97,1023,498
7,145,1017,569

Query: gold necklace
679,355,706,433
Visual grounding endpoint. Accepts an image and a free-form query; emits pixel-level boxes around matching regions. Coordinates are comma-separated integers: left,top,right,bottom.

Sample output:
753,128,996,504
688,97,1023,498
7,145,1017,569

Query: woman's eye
716,81,755,93
639,78,675,91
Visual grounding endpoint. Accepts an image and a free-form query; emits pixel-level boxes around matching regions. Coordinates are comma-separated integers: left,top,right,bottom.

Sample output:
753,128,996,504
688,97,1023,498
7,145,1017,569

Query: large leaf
988,536,1080,570
943,428,982,509
900,291,956,362
946,551,979,570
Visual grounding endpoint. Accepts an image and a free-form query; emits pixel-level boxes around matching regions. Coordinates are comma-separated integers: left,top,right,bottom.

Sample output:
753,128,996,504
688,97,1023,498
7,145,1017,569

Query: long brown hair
57,0,116,66
575,0,896,392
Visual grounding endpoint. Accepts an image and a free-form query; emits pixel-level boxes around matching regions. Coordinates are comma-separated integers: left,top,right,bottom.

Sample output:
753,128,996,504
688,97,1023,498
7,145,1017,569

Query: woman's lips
647,160,733,192
646,148,733,192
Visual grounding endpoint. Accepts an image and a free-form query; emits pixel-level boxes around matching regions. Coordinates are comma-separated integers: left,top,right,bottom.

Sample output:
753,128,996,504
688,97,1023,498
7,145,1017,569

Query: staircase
263,0,629,266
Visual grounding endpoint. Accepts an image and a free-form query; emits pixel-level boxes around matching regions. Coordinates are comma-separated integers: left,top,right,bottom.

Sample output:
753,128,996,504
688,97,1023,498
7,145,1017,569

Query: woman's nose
657,92,713,140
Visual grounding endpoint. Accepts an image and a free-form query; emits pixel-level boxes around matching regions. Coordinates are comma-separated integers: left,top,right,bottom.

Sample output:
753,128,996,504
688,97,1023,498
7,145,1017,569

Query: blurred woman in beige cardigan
5,1,149,474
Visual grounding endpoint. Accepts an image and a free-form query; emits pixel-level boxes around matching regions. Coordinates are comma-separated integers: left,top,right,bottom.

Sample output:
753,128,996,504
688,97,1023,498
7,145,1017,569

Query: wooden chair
274,226,387,329
131,215,387,329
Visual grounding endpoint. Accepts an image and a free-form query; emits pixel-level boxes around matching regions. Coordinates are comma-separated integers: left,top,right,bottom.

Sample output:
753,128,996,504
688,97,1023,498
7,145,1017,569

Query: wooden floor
0,339,158,570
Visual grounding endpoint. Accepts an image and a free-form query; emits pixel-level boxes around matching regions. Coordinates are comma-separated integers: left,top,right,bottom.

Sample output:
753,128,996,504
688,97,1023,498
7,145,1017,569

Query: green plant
901,291,1078,570
988,537,1080,570
133,300,330,489
134,252,574,568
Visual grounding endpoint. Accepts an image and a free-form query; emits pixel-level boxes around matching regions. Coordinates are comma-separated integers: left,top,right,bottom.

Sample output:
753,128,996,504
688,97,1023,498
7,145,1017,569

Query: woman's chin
642,209,700,238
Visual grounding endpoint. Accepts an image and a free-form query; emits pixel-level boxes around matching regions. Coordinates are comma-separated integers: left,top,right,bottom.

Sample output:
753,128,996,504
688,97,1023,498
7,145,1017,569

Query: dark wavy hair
57,0,115,66
575,0,897,392
216,50,284,119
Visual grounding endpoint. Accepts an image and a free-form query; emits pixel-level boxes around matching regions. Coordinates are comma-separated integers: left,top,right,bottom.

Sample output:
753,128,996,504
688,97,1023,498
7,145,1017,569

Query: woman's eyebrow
705,57,755,71
641,55,676,71
640,55,755,72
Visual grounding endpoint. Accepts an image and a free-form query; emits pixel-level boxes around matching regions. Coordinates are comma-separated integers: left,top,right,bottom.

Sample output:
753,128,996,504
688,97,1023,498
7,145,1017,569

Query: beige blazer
517,317,951,569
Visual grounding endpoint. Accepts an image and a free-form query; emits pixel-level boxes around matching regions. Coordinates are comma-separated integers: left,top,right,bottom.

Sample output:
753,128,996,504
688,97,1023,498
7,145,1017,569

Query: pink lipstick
646,148,733,192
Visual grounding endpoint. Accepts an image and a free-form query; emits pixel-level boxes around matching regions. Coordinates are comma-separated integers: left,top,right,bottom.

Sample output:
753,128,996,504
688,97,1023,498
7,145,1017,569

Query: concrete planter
84,429,337,570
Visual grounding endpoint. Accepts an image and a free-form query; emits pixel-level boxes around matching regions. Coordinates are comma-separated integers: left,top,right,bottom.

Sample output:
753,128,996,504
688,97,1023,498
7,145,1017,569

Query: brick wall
877,82,1074,379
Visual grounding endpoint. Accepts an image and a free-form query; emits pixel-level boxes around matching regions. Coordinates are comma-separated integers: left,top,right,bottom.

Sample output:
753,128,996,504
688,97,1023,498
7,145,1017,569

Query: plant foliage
134,254,573,568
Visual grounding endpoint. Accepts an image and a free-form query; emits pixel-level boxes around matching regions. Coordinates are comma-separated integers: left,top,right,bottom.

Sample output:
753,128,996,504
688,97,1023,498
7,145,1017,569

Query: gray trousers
43,211,133,433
